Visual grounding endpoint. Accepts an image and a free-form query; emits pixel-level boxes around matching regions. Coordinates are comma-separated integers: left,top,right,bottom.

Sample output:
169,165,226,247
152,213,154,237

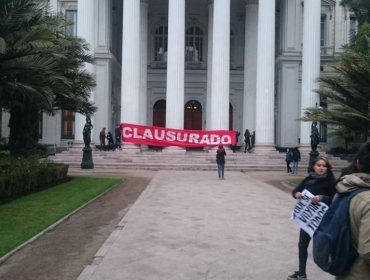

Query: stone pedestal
81,147,94,169
308,150,319,172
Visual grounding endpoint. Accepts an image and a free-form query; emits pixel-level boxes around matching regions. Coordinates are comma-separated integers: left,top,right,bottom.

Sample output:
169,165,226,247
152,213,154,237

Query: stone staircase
49,146,350,173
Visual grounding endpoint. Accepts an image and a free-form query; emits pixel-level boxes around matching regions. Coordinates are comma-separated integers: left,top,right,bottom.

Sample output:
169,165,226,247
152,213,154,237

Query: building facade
1,0,357,150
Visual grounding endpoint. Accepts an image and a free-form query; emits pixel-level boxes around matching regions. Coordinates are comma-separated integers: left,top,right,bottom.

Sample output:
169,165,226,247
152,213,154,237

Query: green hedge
0,158,68,202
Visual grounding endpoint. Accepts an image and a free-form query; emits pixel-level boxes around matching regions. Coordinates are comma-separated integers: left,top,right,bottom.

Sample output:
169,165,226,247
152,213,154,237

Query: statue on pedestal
81,116,94,169
83,116,93,148
310,121,320,152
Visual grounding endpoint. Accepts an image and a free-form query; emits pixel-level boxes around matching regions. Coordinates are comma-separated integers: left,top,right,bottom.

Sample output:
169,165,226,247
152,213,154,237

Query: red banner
121,123,236,148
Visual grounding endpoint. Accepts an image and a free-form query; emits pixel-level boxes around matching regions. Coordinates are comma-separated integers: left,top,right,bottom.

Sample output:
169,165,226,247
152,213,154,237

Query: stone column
243,0,258,133
139,0,149,151
76,0,95,142
255,0,275,150
121,0,141,151
334,1,347,53
139,0,148,126
206,0,214,130
300,0,321,147
165,0,185,130
210,0,230,130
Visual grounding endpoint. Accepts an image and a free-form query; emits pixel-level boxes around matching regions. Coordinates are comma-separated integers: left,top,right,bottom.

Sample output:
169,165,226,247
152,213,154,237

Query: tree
301,23,370,143
0,0,96,156
341,0,370,26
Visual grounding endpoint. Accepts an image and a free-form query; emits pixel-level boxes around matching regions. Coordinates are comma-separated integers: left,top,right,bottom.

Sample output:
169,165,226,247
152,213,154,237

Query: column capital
140,0,148,4
208,0,214,5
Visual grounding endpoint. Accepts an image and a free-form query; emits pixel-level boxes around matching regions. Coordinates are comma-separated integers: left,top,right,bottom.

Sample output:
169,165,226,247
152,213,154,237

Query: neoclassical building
1,0,357,150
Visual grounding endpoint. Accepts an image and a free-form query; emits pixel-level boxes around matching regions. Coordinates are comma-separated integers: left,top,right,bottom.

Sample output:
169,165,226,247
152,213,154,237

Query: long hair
309,156,333,173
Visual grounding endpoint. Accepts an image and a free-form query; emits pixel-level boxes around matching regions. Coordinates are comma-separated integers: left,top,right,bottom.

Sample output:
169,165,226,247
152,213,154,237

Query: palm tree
0,0,96,156
301,23,370,143
341,0,370,26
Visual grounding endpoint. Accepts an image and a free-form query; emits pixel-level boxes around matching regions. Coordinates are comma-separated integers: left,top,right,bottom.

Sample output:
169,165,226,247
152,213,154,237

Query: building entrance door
153,99,166,127
184,100,202,130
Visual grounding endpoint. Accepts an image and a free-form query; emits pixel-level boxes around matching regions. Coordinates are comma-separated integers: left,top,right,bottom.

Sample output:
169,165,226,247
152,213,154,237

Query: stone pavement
77,170,334,280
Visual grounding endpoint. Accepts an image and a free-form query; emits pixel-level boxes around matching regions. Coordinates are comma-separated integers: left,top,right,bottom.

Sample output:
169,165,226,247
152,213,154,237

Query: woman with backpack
287,156,336,280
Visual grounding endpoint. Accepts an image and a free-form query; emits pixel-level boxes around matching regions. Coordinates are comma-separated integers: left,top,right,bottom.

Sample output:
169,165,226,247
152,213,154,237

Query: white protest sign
291,189,329,237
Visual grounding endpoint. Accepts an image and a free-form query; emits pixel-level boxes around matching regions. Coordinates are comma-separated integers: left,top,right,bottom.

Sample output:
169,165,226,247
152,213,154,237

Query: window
66,10,77,37
185,26,203,62
320,15,327,47
154,26,168,62
61,110,75,139
349,16,358,43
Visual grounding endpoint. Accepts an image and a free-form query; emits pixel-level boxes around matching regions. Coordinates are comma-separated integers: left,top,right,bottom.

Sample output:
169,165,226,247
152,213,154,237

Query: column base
298,144,311,154
252,144,276,154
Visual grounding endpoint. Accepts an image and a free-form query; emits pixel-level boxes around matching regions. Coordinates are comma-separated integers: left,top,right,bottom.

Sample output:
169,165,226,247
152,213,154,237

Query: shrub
0,157,69,202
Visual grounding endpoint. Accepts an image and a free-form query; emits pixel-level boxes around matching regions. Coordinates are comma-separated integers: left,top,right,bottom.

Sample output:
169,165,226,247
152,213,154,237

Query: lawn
286,178,302,187
0,177,121,258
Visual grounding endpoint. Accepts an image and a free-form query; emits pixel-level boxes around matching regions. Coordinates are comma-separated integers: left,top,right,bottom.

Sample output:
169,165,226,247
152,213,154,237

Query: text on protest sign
291,189,329,237
121,123,236,148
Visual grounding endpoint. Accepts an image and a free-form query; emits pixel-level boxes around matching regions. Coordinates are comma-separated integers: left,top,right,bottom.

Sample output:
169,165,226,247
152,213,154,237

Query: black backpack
312,188,369,275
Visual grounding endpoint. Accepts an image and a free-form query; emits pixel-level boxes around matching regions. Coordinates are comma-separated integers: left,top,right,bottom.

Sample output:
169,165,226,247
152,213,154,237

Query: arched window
185,26,203,62
153,99,166,127
154,25,168,62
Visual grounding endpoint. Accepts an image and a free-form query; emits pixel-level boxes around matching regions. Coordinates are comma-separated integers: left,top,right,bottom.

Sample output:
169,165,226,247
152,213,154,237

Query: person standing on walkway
288,156,336,280
291,147,301,174
335,142,370,280
285,148,293,173
244,129,251,153
216,144,226,180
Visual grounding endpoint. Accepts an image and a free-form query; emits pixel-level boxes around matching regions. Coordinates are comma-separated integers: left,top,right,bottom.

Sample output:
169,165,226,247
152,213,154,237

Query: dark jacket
292,149,301,162
216,150,226,164
292,172,336,205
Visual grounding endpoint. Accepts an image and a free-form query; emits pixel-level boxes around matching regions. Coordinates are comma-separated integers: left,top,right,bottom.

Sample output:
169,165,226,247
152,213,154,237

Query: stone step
50,147,350,172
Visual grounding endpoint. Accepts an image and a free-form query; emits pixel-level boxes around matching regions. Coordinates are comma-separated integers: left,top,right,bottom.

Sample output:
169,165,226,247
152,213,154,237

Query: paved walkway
77,170,334,280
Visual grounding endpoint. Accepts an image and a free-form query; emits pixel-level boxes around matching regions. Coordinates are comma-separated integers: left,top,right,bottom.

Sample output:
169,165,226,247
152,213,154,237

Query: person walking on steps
115,124,121,149
99,127,106,151
216,144,226,180
244,129,251,153
287,156,336,280
285,148,293,173
291,147,301,174
231,131,240,153
251,131,255,149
